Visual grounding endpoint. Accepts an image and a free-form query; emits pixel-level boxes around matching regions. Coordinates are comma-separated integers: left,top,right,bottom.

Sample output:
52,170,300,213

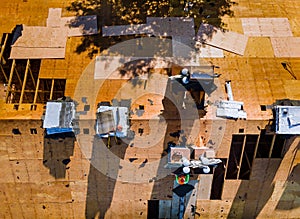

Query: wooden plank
19,59,30,104
241,18,293,37
197,174,213,200
33,78,40,104
10,47,66,59
237,135,247,178
268,135,276,158
0,63,8,82
5,59,15,102
49,78,55,100
197,24,248,56
102,24,152,36
0,33,8,65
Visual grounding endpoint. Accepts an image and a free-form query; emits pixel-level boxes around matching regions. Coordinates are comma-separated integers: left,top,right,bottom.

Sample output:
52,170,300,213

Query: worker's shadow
85,134,129,219
43,132,75,179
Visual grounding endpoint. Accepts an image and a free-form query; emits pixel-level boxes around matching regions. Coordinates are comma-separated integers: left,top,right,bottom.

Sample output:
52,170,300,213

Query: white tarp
96,106,129,137
43,102,62,128
275,106,300,134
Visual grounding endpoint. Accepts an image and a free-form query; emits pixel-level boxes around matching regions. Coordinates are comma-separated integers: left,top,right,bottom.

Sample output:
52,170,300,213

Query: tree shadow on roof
68,15,98,35
66,0,237,58
185,0,237,30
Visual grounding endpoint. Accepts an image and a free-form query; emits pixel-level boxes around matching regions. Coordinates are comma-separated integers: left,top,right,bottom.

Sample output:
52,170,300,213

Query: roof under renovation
0,0,300,219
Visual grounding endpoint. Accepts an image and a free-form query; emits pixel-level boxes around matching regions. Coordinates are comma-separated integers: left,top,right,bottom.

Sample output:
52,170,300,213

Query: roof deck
0,0,300,218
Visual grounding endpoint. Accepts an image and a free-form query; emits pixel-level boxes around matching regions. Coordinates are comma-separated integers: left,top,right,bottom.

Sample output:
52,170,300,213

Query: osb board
195,199,232,218
172,36,195,59
255,80,273,104
197,24,249,56
197,43,224,58
10,47,66,59
106,200,147,218
146,17,195,37
289,18,300,36
222,180,244,200
241,18,293,37
12,26,67,48
269,80,287,100
197,174,213,200
124,119,167,159
60,15,98,37
47,8,98,37
129,93,165,120
222,17,244,34
0,120,92,218
112,181,153,201
243,37,275,57
102,24,152,36
1,1,300,219
271,37,300,57
94,56,145,80
283,80,300,99
10,7,97,59
102,17,195,38
10,25,68,59
106,37,173,58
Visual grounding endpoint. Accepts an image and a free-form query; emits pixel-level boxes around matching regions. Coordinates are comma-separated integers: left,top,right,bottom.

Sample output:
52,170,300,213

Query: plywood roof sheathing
241,18,293,37
197,24,249,56
271,37,300,57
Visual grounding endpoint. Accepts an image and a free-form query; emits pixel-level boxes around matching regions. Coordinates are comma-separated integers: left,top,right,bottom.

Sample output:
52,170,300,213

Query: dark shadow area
85,165,116,219
276,163,300,210
148,75,208,217
273,99,300,107
210,158,227,200
281,61,297,80
34,78,66,104
66,0,236,57
43,132,75,179
228,134,298,218
163,76,208,114
147,200,160,219
85,134,128,218
189,0,237,30
228,159,280,219
69,15,98,35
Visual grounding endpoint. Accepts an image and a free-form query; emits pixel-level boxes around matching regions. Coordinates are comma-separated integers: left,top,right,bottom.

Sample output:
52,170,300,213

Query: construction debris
43,101,76,135
10,8,97,59
216,81,247,119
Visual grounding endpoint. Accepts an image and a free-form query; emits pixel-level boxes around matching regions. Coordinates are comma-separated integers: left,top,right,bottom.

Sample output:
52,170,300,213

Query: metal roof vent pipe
225,80,234,101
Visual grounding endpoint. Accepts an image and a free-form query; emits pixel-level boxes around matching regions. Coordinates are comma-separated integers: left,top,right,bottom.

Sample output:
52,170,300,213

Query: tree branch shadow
66,0,237,58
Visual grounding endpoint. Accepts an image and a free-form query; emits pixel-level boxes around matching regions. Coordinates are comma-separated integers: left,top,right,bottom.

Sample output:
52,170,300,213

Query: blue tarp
46,128,73,135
